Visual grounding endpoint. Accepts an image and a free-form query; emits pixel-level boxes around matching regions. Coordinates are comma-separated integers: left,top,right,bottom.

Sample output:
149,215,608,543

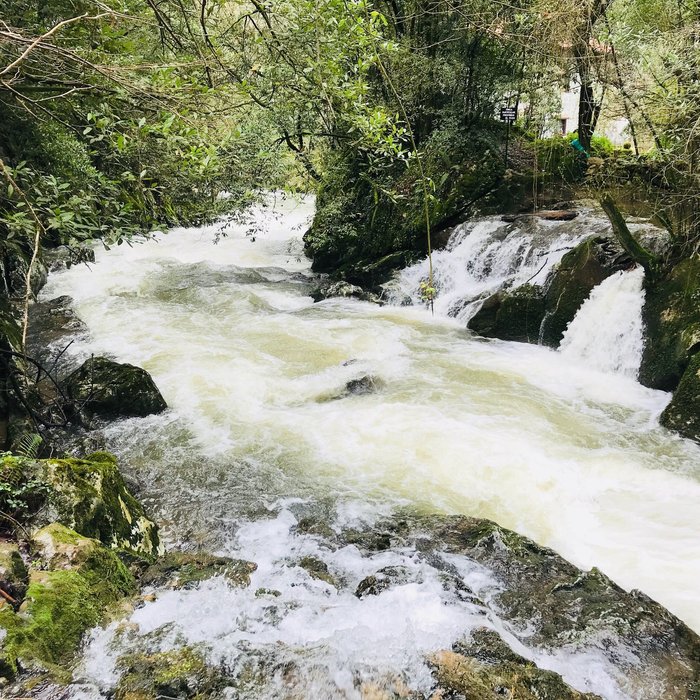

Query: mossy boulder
114,647,225,700
0,452,160,557
468,284,546,343
65,356,167,419
539,236,629,347
140,551,256,590
639,255,700,390
660,353,700,441
0,525,134,677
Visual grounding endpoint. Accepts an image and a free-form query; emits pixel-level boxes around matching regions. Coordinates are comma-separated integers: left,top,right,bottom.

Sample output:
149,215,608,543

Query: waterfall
559,268,646,378
388,215,595,322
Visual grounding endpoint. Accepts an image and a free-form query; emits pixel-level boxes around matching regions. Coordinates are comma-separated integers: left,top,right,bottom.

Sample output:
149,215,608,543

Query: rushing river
41,194,700,699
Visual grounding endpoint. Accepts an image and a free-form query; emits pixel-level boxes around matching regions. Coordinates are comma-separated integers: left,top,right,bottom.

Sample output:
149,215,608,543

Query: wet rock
345,375,385,396
343,251,417,289
502,209,579,223
140,551,257,589
355,566,414,598
293,516,338,541
0,542,27,604
398,514,700,699
660,352,700,441
640,255,700,390
468,284,546,343
539,236,631,347
429,647,600,699
453,627,525,666
311,280,381,304
341,528,393,552
114,647,225,700
64,356,167,419
7,257,48,300
43,244,95,273
6,452,162,557
298,556,336,586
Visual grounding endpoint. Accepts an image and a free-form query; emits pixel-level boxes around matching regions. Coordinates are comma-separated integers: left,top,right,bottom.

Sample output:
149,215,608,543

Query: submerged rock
65,356,167,419
640,255,700,391
355,566,415,598
660,352,700,441
398,514,700,699
320,374,387,402
345,375,385,396
298,555,336,586
468,284,546,343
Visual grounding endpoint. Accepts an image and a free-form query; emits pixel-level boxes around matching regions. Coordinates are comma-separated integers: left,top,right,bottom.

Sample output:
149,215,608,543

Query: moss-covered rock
468,284,546,343
140,551,256,590
539,236,629,347
0,452,160,557
429,646,600,699
0,526,134,677
660,352,700,441
640,255,700,390
114,647,225,700
298,556,336,586
65,356,167,420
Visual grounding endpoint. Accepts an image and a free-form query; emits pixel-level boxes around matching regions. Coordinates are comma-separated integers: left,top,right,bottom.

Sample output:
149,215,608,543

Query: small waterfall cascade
387,215,596,322
559,267,646,378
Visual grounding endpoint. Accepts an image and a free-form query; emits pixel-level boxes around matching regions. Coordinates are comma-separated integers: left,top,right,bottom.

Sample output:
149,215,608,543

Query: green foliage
0,454,49,531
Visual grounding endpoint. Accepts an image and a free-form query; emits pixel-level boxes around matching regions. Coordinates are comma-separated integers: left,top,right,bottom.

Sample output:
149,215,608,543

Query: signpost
500,106,517,167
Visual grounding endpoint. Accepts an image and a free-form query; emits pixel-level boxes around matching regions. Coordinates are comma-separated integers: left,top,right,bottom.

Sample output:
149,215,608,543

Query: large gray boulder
65,356,166,419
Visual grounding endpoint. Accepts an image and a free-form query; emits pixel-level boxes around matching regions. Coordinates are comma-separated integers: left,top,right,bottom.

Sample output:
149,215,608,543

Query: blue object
570,138,590,158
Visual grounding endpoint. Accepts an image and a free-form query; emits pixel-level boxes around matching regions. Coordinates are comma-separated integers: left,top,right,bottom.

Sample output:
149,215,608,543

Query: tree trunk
600,195,659,276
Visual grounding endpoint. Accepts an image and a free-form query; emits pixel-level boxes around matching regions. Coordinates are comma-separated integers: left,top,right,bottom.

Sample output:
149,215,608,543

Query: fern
16,432,42,459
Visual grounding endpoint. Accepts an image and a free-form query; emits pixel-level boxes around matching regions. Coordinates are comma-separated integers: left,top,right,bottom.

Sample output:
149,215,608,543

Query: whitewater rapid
41,195,700,698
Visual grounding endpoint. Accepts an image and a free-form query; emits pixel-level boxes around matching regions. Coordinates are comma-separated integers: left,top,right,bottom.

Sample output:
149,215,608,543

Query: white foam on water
71,506,636,700
389,216,593,321
560,267,646,377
